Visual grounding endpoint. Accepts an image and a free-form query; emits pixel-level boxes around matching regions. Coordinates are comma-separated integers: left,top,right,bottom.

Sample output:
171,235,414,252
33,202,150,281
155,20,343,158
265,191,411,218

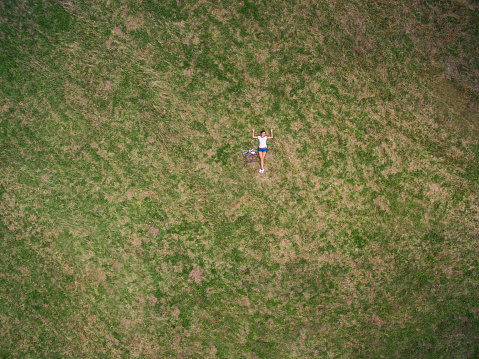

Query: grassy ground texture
1,0,478,357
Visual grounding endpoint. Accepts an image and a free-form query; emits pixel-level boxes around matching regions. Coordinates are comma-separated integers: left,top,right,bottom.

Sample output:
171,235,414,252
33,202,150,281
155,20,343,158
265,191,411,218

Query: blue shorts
258,148,267,153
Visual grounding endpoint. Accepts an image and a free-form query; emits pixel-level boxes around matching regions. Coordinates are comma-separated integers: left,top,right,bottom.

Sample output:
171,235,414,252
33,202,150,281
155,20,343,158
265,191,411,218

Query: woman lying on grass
252,128,273,173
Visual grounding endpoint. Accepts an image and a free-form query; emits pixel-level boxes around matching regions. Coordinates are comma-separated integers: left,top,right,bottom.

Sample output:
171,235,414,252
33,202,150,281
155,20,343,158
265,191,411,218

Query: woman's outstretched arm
268,128,274,139
252,128,256,138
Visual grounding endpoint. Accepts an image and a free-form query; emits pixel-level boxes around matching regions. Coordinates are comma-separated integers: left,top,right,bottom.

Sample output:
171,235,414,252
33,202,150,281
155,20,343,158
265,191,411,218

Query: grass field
1,0,478,357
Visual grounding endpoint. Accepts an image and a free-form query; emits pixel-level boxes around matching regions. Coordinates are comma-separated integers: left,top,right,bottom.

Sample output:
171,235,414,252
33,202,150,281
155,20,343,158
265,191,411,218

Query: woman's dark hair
260,130,266,134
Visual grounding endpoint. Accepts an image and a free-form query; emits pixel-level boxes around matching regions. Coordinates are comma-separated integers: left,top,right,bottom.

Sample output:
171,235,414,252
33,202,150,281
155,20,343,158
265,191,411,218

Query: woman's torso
258,136,267,148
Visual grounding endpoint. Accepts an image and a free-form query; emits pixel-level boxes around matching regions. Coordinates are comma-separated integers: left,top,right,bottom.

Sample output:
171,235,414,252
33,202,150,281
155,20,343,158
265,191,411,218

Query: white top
258,135,267,148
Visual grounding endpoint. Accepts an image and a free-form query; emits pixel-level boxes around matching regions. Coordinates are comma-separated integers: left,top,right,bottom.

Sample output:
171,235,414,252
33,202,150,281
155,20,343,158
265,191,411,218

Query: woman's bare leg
259,152,265,170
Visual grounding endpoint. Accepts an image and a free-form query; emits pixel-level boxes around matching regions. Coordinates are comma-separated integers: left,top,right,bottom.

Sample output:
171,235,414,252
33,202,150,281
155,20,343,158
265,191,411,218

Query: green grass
1,0,479,357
